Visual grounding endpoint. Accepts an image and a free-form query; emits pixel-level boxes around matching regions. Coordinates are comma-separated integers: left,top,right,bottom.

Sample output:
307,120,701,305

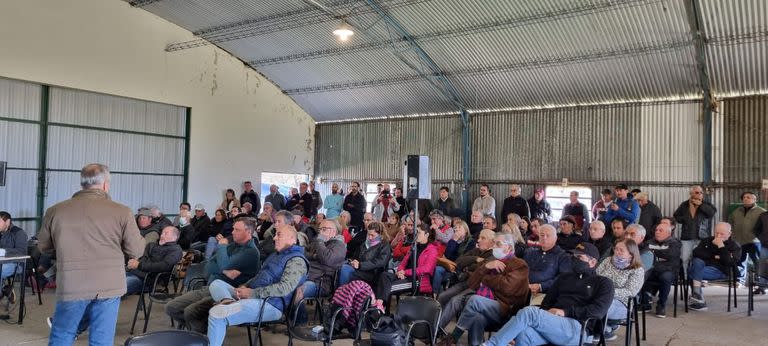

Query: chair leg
633,303,640,346
247,325,254,346
142,299,154,333
130,293,144,335
641,307,646,341
673,282,678,318
733,269,738,309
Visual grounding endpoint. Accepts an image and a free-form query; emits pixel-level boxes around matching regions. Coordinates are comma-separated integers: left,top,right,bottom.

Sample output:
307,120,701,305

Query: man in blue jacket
604,184,640,224
206,224,308,346
523,225,572,297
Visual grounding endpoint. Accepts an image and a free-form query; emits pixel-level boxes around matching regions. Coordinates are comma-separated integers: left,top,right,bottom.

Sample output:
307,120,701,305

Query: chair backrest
395,296,441,341
184,261,208,290
124,330,209,346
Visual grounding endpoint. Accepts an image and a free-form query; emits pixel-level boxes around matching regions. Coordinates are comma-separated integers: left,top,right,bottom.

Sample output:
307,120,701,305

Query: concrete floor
0,285,766,346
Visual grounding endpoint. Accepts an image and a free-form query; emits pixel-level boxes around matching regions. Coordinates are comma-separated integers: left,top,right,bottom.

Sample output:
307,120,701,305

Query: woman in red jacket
374,224,439,306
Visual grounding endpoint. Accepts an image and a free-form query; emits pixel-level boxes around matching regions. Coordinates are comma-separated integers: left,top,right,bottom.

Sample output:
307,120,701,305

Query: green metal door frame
1,80,191,232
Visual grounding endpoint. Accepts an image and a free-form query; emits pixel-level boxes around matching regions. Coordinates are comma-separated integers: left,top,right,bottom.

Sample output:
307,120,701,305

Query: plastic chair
124,330,208,346
289,296,372,345
700,265,739,312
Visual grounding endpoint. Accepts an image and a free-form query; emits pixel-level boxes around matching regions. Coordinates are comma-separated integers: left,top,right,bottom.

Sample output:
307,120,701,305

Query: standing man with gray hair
38,163,145,345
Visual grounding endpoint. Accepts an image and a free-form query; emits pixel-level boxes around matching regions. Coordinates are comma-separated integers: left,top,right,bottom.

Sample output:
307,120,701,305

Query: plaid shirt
474,252,515,299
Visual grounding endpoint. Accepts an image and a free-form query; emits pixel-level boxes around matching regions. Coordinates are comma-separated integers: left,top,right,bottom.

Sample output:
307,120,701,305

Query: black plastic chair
26,242,43,305
244,295,297,346
184,261,208,291
124,330,208,346
300,269,340,323
699,265,739,312
130,271,181,334
289,296,373,345
606,296,641,346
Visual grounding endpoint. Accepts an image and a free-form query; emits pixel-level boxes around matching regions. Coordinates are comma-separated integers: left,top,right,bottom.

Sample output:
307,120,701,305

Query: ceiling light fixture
333,20,354,42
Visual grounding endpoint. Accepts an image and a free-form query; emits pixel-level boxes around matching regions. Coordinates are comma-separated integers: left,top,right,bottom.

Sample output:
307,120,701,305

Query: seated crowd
6,181,767,346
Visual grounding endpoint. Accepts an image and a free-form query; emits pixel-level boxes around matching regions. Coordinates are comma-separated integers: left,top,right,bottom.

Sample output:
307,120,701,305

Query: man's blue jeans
295,280,319,325
485,306,584,346
0,263,18,280
455,295,505,346
431,266,447,295
688,257,727,282
337,264,355,287
207,280,283,346
125,272,144,296
49,297,121,346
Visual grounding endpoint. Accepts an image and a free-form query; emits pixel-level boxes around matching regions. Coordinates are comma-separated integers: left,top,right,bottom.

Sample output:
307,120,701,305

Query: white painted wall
0,0,315,212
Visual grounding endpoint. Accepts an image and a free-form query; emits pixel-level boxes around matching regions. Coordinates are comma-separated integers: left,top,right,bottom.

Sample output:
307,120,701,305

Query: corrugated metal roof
132,0,768,121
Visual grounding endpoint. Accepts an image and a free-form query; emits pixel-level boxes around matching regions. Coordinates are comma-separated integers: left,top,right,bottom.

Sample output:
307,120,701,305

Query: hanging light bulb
333,21,354,42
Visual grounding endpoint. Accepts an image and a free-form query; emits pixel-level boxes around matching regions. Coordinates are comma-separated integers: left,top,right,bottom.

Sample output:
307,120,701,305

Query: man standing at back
240,181,261,214
38,163,145,346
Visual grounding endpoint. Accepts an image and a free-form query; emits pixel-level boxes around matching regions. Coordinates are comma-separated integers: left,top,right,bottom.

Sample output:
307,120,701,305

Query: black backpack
370,315,409,346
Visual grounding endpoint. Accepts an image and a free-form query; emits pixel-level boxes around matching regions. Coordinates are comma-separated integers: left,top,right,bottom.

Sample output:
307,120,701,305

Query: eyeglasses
319,227,336,232
692,191,703,194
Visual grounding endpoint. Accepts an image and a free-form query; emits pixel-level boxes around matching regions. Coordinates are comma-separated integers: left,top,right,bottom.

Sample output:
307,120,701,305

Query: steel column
685,0,713,185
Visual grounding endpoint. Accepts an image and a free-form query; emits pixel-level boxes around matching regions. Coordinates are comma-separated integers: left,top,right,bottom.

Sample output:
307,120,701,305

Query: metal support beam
182,108,192,203
250,0,654,66
36,85,50,233
685,0,714,185
283,39,692,95
460,110,471,214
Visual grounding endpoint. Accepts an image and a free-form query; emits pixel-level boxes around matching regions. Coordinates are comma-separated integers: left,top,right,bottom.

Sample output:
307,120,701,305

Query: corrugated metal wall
45,87,188,213
316,100,715,220
315,115,463,182
716,95,768,219
0,78,41,235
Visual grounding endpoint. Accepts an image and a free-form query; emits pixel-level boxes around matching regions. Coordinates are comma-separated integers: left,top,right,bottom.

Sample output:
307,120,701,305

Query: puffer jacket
130,241,183,279
397,242,439,294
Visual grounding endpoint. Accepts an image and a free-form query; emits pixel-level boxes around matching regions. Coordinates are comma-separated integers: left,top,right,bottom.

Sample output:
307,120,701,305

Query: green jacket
728,205,767,245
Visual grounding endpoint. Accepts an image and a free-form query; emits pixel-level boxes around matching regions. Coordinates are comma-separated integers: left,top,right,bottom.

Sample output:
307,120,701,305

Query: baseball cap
194,203,205,211
571,242,600,260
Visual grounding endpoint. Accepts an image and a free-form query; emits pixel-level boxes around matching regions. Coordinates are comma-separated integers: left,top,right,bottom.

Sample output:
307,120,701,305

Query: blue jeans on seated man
0,263,18,280
688,257,727,283
49,297,121,346
484,305,586,346
205,237,219,259
207,279,283,346
642,269,675,308
295,280,320,325
125,272,145,296
337,263,356,287
454,295,507,346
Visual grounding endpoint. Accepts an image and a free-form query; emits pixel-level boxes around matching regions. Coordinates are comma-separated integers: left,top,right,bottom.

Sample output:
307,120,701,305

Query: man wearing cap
604,184,640,224
557,216,582,251
191,204,211,242
265,185,286,212
483,242,614,346
727,191,765,284
136,208,161,245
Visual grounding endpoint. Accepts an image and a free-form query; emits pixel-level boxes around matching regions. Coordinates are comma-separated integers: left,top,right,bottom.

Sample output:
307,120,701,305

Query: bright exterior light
333,22,354,41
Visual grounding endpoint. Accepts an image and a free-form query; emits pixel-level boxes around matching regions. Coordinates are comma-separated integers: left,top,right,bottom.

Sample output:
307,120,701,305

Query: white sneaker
209,301,243,319
46,317,53,329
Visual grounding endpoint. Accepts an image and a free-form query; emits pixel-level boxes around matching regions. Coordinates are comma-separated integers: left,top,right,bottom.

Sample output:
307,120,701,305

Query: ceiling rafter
249,0,657,66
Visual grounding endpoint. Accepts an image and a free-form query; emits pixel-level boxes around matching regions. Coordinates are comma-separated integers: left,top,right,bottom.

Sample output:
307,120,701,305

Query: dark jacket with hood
0,224,28,257
129,241,183,279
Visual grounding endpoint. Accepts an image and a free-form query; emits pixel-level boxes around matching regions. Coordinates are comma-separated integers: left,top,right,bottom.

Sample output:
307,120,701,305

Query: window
365,182,397,213
260,172,309,207
545,186,592,222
